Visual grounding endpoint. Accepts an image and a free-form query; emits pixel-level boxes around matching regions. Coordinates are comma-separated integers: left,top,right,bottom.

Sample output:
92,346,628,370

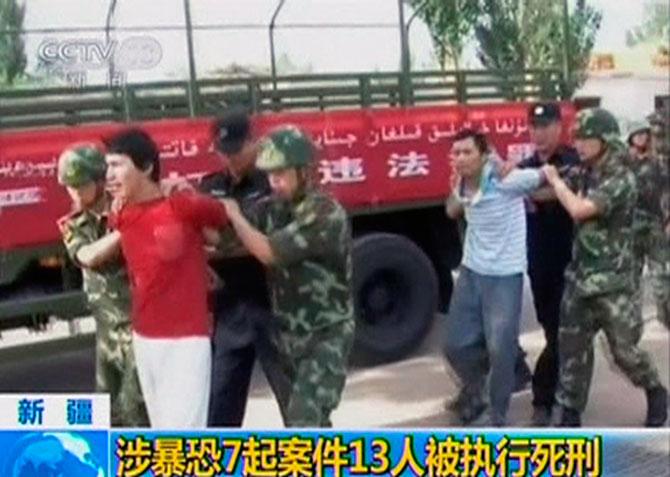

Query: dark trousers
208,299,290,427
528,266,565,409
443,267,524,425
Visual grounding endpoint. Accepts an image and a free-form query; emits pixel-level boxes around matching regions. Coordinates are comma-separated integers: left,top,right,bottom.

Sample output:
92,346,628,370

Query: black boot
558,406,581,427
455,389,486,424
645,385,668,427
444,387,468,412
531,405,553,427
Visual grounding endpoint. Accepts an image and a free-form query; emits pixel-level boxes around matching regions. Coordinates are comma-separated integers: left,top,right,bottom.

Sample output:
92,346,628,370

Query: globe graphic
4,432,105,477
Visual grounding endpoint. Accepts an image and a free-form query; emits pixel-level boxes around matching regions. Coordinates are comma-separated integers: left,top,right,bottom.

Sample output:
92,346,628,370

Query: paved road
245,308,669,429
0,277,668,429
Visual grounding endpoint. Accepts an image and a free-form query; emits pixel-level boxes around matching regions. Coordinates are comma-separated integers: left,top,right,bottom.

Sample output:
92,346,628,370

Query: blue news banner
1,395,668,476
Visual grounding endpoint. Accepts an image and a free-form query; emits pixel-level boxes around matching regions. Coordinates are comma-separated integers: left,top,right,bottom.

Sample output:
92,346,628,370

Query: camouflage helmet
573,108,620,142
256,126,315,172
626,119,651,143
57,143,107,188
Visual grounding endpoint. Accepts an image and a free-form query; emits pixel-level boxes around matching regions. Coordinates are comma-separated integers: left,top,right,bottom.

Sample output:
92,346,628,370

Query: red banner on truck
0,102,575,250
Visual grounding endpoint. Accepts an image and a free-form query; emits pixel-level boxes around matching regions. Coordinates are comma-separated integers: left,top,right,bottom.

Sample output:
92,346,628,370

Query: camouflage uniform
625,121,669,330
648,108,670,329
252,127,355,427
200,166,291,427
57,145,148,427
557,109,663,414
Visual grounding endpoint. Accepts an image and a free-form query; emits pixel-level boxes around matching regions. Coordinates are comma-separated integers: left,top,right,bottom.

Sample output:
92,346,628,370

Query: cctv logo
37,36,162,71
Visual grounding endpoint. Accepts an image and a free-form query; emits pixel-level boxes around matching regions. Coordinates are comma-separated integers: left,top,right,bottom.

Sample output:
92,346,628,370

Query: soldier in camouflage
57,144,148,427
221,126,355,427
542,108,667,427
625,120,669,330
627,120,653,161
647,106,670,329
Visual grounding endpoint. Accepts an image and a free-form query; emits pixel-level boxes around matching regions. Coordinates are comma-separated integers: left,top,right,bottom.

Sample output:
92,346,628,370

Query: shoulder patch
57,210,83,234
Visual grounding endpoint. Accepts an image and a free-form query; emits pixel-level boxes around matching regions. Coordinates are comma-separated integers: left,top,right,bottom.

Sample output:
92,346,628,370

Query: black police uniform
200,169,289,426
519,144,579,410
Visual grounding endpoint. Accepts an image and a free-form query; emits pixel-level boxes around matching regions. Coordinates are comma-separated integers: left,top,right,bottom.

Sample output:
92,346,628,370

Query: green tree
475,0,532,71
475,0,601,96
275,52,314,75
410,0,480,70
561,2,602,96
626,1,669,47
0,0,27,85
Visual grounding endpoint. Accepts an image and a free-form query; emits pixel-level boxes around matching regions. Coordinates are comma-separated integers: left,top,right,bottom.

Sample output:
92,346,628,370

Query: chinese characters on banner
312,111,537,187
1,103,571,249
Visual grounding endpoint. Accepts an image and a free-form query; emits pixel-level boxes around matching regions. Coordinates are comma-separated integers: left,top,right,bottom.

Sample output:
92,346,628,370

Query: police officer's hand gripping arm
542,165,599,222
497,158,559,203
160,175,223,248
221,198,276,266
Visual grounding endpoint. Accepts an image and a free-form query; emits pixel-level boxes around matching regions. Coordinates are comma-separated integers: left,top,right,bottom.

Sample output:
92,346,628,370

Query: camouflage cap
57,143,107,187
626,119,651,141
573,108,620,143
256,126,315,171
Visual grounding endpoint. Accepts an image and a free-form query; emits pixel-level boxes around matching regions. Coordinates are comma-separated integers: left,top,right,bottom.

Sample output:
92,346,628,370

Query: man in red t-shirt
99,128,228,428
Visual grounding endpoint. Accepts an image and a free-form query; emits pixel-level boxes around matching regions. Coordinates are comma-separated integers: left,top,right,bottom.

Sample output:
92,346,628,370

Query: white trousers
132,333,211,428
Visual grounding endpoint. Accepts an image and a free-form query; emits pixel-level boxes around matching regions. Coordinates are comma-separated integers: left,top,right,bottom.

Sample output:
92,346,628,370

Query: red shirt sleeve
108,210,121,230
170,191,228,229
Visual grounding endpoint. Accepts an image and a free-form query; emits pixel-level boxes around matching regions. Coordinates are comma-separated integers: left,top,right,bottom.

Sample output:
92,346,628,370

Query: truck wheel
352,233,438,365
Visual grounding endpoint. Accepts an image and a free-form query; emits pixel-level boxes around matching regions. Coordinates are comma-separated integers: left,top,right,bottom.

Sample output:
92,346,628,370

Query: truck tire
352,233,438,365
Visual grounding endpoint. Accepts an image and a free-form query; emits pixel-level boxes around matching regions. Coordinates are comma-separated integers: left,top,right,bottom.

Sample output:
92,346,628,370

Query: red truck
0,70,575,363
